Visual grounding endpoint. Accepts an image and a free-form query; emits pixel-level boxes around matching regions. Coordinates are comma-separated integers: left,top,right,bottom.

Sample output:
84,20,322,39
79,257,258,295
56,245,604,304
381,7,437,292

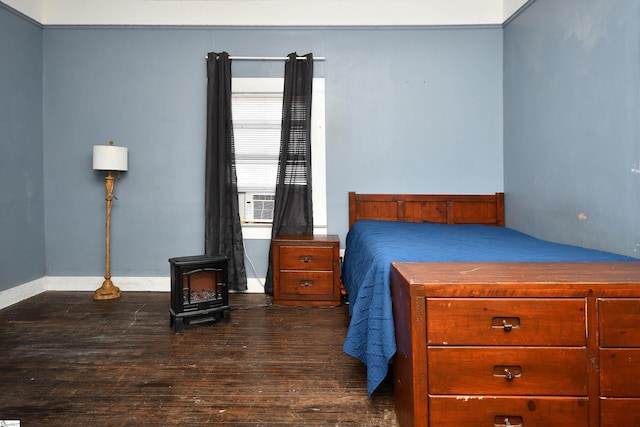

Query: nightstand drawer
428,347,588,395
278,246,334,271
427,298,585,346
278,271,334,296
599,298,640,347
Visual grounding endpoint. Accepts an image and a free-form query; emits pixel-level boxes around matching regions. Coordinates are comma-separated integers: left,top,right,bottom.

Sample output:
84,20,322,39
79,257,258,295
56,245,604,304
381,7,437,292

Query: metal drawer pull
494,416,523,427
300,255,313,263
492,317,520,332
493,365,522,381
300,280,314,287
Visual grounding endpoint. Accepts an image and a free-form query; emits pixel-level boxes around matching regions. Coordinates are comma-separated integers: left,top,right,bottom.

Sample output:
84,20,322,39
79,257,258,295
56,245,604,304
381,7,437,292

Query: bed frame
347,192,640,427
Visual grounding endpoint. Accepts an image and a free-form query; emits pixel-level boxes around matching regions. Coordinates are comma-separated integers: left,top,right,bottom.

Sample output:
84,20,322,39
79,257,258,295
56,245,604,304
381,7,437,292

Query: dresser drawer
278,246,334,271
277,271,335,298
600,398,640,427
428,347,588,395
600,349,640,396
428,396,588,427
599,298,640,347
427,298,585,346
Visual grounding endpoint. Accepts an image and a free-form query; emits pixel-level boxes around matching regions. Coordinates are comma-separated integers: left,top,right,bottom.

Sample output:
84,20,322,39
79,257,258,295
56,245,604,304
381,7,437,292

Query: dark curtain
264,52,314,294
205,52,248,291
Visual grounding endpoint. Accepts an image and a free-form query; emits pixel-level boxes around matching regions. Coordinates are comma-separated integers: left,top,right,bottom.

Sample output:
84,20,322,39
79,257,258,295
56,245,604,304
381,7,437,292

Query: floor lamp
93,140,128,300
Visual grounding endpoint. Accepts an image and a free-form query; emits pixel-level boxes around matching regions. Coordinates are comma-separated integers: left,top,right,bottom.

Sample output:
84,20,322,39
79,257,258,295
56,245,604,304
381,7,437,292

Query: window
232,91,281,194
232,78,326,239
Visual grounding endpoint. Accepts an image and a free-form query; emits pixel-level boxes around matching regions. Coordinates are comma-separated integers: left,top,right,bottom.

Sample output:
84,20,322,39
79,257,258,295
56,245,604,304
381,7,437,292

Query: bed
342,192,640,427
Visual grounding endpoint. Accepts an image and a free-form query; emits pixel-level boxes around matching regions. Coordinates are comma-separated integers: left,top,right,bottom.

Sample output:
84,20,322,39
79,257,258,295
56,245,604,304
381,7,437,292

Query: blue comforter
342,220,636,396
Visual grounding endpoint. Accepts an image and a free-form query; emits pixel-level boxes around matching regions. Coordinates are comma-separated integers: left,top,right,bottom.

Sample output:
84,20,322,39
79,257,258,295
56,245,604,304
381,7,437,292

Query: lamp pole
94,169,120,300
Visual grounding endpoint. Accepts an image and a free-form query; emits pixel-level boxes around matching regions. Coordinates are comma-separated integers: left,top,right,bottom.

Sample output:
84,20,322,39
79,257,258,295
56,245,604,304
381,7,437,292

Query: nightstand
272,234,341,307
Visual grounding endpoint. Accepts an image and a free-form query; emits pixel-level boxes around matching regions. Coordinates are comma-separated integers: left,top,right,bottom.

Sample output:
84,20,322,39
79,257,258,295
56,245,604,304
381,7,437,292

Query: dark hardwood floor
0,291,397,426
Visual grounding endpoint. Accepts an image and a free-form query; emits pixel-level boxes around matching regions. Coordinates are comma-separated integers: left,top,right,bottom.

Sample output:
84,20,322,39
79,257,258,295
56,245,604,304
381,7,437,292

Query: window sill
241,223,272,240
241,224,328,240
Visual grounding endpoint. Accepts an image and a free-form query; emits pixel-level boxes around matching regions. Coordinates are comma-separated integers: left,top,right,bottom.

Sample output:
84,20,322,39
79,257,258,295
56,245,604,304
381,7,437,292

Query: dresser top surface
392,262,640,297
394,262,640,283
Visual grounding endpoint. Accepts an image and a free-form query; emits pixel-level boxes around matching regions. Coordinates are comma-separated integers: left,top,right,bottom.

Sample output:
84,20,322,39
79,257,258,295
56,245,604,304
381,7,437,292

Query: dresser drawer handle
494,416,523,427
299,280,314,287
300,255,313,263
492,317,520,332
493,365,522,381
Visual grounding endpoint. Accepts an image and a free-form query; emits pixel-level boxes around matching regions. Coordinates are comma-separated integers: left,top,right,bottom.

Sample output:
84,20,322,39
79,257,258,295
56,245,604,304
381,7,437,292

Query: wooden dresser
272,234,341,307
390,262,640,427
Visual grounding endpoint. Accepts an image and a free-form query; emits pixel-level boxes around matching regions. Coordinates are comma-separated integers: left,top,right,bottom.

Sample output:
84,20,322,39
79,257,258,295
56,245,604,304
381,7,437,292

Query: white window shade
233,95,282,122
232,93,282,193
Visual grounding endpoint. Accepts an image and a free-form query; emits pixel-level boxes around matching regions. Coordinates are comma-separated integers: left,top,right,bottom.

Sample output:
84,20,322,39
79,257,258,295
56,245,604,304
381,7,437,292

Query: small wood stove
169,255,230,333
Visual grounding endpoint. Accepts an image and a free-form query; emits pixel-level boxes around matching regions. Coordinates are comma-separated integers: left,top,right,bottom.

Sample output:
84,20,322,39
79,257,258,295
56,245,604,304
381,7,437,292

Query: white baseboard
0,276,266,309
46,276,266,293
0,277,48,310
45,276,171,292
245,277,265,293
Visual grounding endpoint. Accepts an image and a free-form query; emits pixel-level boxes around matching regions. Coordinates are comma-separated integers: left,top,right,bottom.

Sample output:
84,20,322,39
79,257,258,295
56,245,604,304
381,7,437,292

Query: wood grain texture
0,292,396,426
348,192,505,228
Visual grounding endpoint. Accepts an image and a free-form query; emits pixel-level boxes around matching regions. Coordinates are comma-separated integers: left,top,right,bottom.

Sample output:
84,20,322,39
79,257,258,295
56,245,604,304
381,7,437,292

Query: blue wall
41,25,504,278
4,0,638,293
504,0,640,257
7,0,638,291
0,5,45,292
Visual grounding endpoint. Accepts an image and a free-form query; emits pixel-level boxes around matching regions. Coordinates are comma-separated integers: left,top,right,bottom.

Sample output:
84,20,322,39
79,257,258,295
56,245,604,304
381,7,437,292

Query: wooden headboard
348,192,505,228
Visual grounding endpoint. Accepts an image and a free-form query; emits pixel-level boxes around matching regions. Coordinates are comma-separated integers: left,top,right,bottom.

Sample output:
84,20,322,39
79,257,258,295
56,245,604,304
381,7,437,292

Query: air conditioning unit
244,193,275,223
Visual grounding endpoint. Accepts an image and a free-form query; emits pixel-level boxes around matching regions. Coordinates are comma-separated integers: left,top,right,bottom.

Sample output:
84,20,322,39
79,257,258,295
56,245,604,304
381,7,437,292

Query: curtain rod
205,55,325,61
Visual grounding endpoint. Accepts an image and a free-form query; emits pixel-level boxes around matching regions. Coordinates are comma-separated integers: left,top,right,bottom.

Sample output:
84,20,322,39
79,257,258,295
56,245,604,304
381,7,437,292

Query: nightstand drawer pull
492,316,520,332
299,280,314,287
493,365,522,381
494,416,523,427
300,255,313,263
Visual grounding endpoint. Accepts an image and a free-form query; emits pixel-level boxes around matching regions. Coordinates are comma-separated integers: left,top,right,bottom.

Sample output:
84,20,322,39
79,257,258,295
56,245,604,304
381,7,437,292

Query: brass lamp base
94,278,121,300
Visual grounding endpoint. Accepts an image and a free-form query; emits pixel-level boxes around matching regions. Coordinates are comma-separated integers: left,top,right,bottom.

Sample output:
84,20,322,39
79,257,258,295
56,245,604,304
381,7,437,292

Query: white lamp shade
93,145,128,171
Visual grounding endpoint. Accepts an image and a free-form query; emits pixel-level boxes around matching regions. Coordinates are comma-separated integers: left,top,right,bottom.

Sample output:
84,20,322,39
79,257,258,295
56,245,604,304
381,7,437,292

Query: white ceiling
3,0,529,26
